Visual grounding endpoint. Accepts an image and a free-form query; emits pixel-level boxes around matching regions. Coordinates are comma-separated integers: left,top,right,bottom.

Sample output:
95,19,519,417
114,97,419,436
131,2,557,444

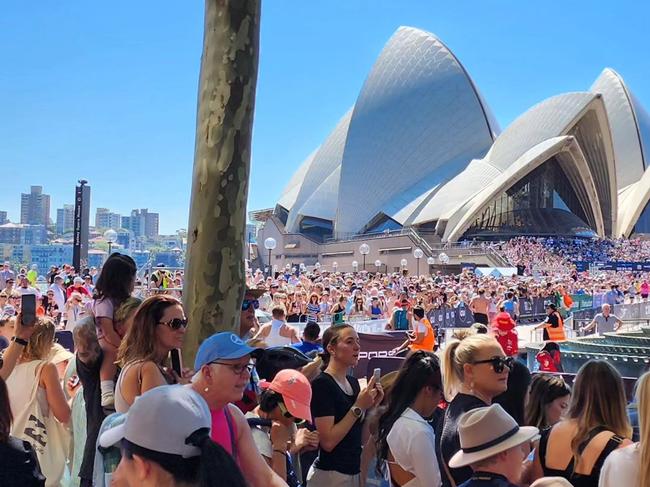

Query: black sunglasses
158,318,189,330
471,356,514,374
242,299,260,311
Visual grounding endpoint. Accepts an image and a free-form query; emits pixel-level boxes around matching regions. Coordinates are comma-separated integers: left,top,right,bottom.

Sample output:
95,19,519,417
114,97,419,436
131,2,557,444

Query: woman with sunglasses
440,334,511,487
114,295,188,413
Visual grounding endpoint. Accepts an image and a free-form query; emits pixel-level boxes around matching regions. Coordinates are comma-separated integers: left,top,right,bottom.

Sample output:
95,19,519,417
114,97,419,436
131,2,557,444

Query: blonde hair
442,334,501,401
115,297,142,323
22,318,56,361
73,316,101,363
636,372,650,487
568,360,632,467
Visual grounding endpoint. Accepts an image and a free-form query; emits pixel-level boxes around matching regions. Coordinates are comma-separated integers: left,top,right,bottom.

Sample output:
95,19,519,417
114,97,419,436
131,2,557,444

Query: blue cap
194,332,261,370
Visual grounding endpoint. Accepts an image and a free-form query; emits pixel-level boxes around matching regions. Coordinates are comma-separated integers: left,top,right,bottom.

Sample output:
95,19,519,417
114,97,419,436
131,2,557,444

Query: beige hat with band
449,404,539,468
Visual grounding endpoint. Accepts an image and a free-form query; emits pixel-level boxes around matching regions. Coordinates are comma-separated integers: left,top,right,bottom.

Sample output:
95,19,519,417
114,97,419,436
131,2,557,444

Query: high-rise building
121,209,159,238
0,211,7,225
95,208,122,230
20,186,51,226
0,224,47,245
56,204,75,235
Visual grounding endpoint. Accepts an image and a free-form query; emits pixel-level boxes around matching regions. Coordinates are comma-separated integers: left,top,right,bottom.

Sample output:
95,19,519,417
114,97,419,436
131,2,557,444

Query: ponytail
320,324,354,370
442,339,462,401
186,429,247,487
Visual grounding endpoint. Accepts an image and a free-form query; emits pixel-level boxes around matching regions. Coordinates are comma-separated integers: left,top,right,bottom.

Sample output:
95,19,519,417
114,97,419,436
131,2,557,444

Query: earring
204,387,209,392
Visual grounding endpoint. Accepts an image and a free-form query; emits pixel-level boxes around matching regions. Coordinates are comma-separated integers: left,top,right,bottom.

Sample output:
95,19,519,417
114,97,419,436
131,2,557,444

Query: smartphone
170,349,183,377
70,375,80,388
21,294,37,327
373,367,381,382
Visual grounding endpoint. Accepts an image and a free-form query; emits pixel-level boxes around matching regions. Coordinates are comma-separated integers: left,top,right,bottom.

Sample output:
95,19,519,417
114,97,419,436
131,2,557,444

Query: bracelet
11,336,28,346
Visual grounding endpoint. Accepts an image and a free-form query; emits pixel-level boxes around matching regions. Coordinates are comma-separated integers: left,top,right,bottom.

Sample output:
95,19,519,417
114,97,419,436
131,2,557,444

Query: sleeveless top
370,305,383,319
265,320,293,348
502,300,515,318
393,309,409,331
538,425,625,487
115,360,175,413
210,406,239,460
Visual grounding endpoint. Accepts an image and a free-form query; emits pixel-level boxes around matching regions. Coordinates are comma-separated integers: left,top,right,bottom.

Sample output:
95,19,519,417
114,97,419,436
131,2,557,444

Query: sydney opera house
255,26,650,270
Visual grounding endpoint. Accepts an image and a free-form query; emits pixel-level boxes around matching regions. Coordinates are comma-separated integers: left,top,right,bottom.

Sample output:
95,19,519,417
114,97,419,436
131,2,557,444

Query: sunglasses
278,400,304,424
471,356,514,374
158,318,189,330
211,361,254,376
242,299,260,311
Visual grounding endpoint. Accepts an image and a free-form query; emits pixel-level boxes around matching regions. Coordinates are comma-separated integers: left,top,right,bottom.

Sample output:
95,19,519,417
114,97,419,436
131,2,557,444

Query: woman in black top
308,324,383,487
0,376,45,486
440,334,511,487
529,360,632,487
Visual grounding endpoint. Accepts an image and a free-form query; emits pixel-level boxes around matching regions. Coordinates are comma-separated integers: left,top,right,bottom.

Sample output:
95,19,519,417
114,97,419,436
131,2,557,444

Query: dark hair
303,321,321,341
413,306,425,320
376,351,442,473
540,341,561,354
121,430,247,487
493,360,532,425
259,389,283,413
525,374,571,429
93,253,136,304
0,377,11,442
319,324,354,370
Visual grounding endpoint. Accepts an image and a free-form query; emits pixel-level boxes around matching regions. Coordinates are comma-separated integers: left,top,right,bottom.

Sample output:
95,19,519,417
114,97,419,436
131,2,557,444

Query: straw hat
449,404,539,468
530,478,573,487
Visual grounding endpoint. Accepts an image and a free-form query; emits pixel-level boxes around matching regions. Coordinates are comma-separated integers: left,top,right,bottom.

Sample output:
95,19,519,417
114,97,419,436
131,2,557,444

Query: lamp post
427,256,435,275
352,260,359,273
314,262,321,273
264,237,277,278
438,252,449,266
332,261,338,273
374,259,381,274
359,243,370,271
104,229,118,256
400,258,408,272
413,248,424,276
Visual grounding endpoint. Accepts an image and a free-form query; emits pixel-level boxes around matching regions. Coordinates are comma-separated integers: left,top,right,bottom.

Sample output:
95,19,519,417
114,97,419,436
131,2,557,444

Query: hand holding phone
170,349,183,377
373,367,381,382
21,294,37,327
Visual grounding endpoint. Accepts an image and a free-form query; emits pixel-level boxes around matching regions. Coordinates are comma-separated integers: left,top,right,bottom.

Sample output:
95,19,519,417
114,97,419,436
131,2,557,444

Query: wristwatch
11,336,28,346
350,406,363,419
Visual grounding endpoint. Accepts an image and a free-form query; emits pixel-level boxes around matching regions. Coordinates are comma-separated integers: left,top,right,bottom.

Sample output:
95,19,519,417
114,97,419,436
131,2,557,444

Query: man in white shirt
0,262,15,290
49,275,66,312
16,274,40,298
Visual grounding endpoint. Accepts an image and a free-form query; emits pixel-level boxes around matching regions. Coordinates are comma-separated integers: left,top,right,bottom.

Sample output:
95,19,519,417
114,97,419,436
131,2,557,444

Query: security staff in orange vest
390,306,436,356
534,303,566,341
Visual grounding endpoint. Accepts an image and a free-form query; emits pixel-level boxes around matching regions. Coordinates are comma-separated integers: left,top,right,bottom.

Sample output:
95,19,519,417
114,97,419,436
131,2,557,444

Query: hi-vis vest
410,318,436,352
546,311,566,341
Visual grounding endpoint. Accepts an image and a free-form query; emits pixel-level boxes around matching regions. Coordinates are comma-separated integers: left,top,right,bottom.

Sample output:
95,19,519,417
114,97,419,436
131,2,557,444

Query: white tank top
265,320,293,348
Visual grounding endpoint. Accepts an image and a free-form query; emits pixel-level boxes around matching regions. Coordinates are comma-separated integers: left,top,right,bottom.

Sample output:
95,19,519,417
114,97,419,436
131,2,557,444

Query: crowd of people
0,237,649,487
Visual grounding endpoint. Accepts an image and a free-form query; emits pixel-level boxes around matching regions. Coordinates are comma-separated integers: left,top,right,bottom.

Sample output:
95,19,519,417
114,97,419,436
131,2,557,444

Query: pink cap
259,369,312,422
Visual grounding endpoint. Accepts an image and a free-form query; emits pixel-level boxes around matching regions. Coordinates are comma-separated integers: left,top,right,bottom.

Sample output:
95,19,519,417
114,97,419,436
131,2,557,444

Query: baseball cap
194,332,262,370
259,369,312,422
99,385,210,458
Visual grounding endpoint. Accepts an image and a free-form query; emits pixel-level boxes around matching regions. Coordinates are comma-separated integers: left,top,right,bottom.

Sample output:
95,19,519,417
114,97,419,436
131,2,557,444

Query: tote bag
12,361,70,487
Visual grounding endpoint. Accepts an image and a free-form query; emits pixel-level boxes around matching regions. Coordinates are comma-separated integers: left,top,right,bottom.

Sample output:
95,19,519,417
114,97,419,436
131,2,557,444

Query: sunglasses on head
242,299,260,311
158,318,189,330
471,356,514,374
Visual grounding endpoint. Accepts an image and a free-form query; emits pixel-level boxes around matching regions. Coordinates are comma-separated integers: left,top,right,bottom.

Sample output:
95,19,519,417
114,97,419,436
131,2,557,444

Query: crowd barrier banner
570,294,594,310
574,300,650,323
296,318,390,336
354,332,408,378
574,261,650,272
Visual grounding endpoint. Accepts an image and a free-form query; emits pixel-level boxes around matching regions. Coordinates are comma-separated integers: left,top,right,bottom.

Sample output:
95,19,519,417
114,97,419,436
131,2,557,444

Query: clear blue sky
2,1,649,234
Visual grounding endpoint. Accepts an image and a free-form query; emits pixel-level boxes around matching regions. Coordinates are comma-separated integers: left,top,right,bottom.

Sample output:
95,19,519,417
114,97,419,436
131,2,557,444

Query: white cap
99,385,210,458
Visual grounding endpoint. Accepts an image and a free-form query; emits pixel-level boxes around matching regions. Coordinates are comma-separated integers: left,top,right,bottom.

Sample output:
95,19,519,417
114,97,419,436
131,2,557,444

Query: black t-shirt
440,393,488,487
543,312,560,341
310,372,362,475
0,437,45,486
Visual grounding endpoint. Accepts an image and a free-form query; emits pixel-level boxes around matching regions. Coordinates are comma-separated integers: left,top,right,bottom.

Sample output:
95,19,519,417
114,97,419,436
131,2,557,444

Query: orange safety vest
546,311,566,341
410,318,436,352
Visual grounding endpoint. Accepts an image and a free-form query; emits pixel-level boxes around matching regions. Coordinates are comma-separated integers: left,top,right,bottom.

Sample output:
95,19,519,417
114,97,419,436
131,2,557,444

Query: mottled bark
183,0,260,361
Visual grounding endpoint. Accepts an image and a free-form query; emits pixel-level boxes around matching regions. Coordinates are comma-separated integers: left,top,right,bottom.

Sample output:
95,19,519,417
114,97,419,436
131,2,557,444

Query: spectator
306,293,321,323
254,306,300,347
600,371,650,487
240,286,265,339
536,342,563,373
0,376,45,486
376,350,443,487
525,374,571,430
387,299,411,331
448,404,539,487
493,360,532,426
65,291,86,331
99,385,248,487
391,306,435,356
6,318,71,485
67,277,91,299
534,304,566,342
308,324,383,486
92,253,137,408
580,304,622,335
440,335,512,487
0,261,15,290
492,306,518,357
292,321,323,356
189,332,287,487
529,360,633,486
115,295,187,413
48,275,66,315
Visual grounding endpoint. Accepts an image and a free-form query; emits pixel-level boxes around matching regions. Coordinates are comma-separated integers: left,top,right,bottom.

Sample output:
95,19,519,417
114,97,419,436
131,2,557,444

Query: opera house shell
273,27,650,242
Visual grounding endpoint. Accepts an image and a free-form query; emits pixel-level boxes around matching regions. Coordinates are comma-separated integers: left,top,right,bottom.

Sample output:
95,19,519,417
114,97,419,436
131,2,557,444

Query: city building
95,208,122,230
259,27,650,272
56,204,75,235
0,211,7,225
0,223,47,245
30,245,74,272
88,249,108,269
20,186,51,226
121,209,159,238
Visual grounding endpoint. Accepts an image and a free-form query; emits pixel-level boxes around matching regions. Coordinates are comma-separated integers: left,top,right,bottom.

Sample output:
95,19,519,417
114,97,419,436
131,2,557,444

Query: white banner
295,318,390,335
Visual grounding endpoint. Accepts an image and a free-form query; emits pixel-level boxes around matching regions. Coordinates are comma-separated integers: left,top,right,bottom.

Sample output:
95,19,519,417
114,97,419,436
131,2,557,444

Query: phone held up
21,294,37,327
373,367,381,382
170,349,183,377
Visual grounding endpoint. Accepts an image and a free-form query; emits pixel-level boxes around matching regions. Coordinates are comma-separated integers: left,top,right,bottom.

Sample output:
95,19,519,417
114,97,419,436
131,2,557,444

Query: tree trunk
183,0,261,362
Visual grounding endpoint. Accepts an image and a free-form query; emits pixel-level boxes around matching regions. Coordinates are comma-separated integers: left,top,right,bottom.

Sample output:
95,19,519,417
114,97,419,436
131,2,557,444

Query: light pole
332,261,338,273
413,248,424,276
439,252,449,265
374,259,381,274
400,258,408,272
359,243,370,271
427,256,435,275
315,262,321,273
352,260,359,274
264,237,276,278
104,229,118,256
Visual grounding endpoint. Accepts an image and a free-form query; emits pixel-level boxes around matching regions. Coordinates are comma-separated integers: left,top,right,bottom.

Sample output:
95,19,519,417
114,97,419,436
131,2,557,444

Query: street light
438,252,449,265
264,237,277,278
400,258,408,271
413,248,424,276
352,260,359,273
359,243,370,271
314,262,321,272
104,229,118,255
374,259,381,273
332,261,338,272
427,256,435,274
